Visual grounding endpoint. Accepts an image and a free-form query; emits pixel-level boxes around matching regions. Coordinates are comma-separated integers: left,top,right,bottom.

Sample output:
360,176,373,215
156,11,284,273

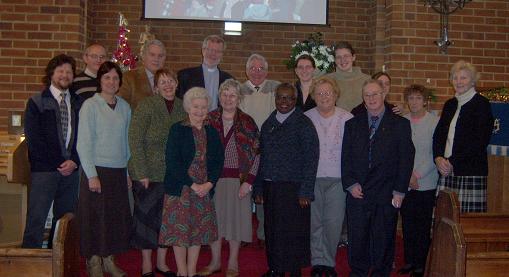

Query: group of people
21,33,493,277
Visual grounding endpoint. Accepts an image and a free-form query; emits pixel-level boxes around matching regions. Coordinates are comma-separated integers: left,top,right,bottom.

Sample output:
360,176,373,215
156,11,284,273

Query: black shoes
311,265,323,277
155,268,177,277
411,268,424,277
397,264,416,275
289,269,301,277
311,265,337,277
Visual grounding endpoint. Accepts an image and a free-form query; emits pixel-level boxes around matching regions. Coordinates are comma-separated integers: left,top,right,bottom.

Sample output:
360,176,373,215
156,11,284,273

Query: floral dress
159,125,218,247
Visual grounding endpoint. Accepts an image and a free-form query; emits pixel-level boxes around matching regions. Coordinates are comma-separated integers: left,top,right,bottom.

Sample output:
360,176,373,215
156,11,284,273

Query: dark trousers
22,170,79,248
346,196,398,277
264,180,310,273
400,189,436,269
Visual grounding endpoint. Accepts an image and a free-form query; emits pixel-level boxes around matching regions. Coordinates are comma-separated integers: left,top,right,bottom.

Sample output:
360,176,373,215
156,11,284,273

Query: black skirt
131,181,165,249
263,180,311,272
78,166,132,257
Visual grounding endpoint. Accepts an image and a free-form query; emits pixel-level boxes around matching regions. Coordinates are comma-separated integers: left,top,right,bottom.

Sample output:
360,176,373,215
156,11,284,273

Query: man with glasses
177,35,233,110
341,79,414,276
119,39,166,109
239,53,280,128
71,44,107,100
239,53,280,249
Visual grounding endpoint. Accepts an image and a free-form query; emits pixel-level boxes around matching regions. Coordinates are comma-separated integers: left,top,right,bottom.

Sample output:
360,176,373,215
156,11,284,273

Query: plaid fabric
438,175,487,212
59,92,68,141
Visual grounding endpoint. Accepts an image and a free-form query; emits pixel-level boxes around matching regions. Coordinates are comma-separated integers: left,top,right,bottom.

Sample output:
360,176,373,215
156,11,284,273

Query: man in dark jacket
177,35,233,110
341,79,414,276
22,54,82,248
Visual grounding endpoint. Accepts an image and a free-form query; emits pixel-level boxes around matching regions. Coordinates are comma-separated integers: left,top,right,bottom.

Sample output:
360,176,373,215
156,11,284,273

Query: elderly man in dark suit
177,35,233,110
341,79,414,277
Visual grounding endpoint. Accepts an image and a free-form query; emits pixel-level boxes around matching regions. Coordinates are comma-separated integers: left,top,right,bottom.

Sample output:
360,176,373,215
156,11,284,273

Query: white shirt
50,84,71,148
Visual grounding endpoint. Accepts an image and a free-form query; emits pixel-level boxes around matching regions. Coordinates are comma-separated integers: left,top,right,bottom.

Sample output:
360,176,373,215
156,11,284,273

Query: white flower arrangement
284,32,335,73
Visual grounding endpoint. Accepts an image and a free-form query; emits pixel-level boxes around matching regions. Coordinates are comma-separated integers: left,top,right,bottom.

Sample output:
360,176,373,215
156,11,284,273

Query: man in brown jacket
118,39,166,109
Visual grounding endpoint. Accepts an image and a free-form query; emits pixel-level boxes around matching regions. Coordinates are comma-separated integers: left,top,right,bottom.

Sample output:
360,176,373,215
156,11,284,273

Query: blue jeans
22,170,79,248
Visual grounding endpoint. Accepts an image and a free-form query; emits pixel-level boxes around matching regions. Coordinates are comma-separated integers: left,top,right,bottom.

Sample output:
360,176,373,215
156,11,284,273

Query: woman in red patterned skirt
159,87,224,277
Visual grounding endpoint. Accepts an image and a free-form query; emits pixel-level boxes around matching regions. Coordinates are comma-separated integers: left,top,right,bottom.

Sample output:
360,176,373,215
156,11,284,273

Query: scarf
209,107,259,181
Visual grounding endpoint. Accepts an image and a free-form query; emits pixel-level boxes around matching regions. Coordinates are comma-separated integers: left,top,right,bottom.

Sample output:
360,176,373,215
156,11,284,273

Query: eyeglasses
249,66,266,73
364,92,383,99
158,79,176,86
204,47,223,54
87,54,106,61
316,91,334,97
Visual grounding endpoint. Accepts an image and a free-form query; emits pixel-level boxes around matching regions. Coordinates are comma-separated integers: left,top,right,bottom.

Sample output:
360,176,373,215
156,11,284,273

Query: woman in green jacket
129,69,186,277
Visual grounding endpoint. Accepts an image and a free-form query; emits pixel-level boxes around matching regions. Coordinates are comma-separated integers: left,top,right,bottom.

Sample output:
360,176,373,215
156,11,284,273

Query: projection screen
144,0,328,25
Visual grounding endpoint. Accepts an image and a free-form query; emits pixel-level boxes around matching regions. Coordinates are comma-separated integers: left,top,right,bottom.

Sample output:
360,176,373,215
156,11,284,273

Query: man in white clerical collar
177,35,234,110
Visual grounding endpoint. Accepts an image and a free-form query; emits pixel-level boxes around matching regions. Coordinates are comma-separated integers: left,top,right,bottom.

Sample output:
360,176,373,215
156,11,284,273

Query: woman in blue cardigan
77,61,132,277
159,87,224,277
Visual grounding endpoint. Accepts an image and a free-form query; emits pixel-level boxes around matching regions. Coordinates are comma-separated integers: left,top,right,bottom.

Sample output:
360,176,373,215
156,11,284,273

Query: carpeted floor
79,216,409,276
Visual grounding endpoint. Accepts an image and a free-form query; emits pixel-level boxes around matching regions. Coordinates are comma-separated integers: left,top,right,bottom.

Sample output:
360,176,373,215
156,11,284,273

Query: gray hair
362,79,384,93
245,53,268,72
219,79,243,102
202,35,226,50
450,60,480,84
141,39,166,58
183,87,210,112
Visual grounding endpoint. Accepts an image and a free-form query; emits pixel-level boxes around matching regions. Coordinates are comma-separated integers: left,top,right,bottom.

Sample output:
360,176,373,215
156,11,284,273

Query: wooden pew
460,213,509,253
427,190,509,277
434,190,509,253
466,252,509,277
0,134,30,247
0,213,79,277
425,217,466,277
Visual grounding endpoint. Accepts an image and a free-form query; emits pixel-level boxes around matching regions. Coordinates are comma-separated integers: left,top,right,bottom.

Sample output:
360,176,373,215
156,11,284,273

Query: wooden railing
0,213,80,277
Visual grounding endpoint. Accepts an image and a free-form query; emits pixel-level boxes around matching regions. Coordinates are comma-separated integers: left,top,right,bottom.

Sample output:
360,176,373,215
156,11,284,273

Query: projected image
145,0,328,25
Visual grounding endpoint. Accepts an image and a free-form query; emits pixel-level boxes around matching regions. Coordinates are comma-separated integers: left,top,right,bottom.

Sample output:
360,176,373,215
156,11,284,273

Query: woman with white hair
158,87,224,277
433,60,494,212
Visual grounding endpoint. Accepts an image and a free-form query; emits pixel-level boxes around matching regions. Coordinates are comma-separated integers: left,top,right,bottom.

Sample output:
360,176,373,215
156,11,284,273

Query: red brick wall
384,0,509,110
0,0,508,131
0,0,86,130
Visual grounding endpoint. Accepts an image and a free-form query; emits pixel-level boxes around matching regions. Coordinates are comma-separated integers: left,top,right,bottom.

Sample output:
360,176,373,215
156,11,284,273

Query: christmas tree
112,12,137,72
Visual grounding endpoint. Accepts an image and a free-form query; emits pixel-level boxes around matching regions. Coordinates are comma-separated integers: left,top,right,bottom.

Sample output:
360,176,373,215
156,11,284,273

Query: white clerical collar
202,64,218,72
276,107,295,123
